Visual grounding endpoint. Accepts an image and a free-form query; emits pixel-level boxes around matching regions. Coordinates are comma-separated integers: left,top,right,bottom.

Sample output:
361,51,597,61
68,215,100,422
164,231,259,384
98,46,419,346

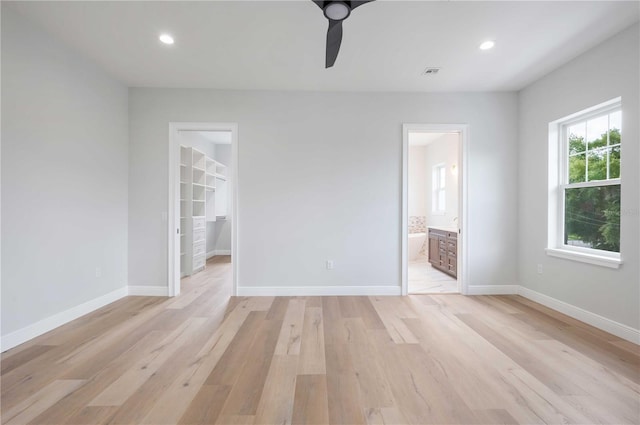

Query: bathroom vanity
428,227,458,278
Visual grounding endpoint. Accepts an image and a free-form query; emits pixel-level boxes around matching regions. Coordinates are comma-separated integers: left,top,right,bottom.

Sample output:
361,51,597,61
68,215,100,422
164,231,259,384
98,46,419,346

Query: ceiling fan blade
350,0,375,10
325,19,343,68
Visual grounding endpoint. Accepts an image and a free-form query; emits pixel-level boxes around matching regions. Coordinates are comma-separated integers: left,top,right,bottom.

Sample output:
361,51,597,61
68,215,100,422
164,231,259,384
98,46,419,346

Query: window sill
545,248,622,269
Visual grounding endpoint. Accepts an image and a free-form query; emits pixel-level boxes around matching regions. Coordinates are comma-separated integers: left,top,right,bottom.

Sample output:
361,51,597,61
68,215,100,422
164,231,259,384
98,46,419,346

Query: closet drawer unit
193,216,206,230
193,241,206,258
193,255,206,271
193,228,206,243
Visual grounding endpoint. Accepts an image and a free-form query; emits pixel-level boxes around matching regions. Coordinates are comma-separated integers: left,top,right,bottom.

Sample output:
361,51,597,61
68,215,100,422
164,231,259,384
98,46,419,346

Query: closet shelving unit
180,147,206,276
180,146,229,277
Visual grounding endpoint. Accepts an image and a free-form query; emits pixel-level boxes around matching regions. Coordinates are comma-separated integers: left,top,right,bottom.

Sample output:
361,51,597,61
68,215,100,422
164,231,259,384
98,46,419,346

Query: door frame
168,122,239,297
401,123,469,295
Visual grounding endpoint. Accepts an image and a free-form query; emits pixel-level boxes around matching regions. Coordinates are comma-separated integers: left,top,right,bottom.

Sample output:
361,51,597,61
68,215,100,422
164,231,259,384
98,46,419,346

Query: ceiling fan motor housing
324,2,351,21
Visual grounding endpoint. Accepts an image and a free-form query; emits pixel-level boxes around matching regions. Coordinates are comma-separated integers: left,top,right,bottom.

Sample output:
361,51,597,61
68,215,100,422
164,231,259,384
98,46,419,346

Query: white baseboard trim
207,249,231,259
237,285,401,296
1,287,128,352
517,286,640,344
127,286,169,297
466,285,519,295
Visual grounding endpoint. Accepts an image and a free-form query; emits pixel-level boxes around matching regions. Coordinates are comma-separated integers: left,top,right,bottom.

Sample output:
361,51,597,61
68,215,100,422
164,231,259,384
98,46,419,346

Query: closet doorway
168,123,238,296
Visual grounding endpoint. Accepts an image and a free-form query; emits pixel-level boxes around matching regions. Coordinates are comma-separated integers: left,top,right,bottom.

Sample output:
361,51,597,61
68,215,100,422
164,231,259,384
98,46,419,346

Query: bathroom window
432,163,446,214
546,98,622,268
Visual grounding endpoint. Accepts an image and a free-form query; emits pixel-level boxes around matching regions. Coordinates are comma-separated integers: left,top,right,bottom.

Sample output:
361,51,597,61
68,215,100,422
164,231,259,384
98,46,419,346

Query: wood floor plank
298,307,326,375
215,415,255,425
205,311,266,386
178,385,231,425
265,296,291,321
369,297,419,344
27,332,166,425
292,375,329,425
0,344,55,375
101,321,225,424
372,337,478,424
472,409,520,425
325,343,366,425
219,315,282,416
140,302,259,424
363,407,409,425
355,297,386,330
321,297,343,347
274,299,306,356
89,317,207,406
2,379,86,425
455,312,590,397
254,355,299,425
345,318,395,409
63,406,120,425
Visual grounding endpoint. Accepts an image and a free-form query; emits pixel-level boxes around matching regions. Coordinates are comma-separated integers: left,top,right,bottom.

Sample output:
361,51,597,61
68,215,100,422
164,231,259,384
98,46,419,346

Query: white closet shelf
214,174,227,181
193,183,206,188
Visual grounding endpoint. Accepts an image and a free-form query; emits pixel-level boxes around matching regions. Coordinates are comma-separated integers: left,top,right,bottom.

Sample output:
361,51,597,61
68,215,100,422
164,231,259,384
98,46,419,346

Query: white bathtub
408,232,426,260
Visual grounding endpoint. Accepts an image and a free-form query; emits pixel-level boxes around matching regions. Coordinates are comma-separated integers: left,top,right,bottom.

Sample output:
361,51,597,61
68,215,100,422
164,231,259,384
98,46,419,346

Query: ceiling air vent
423,67,441,75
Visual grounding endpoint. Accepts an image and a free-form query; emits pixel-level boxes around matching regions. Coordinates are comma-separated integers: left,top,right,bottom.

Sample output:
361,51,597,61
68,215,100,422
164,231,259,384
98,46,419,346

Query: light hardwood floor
2,256,639,424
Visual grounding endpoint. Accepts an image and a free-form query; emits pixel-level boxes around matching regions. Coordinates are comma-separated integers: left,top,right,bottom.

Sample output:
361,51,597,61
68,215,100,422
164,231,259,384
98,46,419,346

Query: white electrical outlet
326,260,334,270
537,264,543,274
95,267,102,278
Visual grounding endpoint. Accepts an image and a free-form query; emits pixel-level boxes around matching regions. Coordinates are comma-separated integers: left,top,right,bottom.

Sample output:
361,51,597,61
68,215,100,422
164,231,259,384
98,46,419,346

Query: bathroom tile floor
408,256,458,294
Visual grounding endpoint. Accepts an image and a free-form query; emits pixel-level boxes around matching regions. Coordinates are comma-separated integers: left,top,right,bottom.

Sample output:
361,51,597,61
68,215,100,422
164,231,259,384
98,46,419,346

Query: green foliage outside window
565,128,621,252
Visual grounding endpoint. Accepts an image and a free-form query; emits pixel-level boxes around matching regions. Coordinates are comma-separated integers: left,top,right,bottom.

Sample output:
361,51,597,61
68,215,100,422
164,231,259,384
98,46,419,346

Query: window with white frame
432,163,446,214
550,99,621,263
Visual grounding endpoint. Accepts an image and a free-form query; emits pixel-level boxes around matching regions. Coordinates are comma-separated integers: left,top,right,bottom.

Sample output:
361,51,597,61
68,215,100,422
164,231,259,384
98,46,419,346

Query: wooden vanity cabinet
428,228,457,278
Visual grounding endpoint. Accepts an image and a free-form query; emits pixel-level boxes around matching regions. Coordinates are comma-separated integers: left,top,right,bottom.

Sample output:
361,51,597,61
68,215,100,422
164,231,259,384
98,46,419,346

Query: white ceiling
191,131,232,144
179,130,232,144
408,132,452,146
7,1,639,92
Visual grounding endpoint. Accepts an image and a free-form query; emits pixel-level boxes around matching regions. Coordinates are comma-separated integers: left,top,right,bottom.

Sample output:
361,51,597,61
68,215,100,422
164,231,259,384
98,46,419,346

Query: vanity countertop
428,225,458,233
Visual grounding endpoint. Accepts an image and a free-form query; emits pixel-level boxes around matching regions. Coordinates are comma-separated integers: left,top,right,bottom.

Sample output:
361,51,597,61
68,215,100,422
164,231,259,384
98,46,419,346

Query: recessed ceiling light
159,34,175,45
479,40,495,50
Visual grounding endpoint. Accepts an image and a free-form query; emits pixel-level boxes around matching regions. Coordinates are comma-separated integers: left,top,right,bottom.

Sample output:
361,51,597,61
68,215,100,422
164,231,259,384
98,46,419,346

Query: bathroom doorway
401,124,467,295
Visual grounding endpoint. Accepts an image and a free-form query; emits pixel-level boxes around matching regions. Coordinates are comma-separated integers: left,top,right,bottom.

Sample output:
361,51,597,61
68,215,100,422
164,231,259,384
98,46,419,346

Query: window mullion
606,113,610,180
584,121,589,182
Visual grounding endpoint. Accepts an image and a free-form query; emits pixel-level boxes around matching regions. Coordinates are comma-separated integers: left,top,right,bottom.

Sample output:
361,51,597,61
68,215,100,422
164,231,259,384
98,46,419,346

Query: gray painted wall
1,6,129,335
128,89,519,289
517,23,639,329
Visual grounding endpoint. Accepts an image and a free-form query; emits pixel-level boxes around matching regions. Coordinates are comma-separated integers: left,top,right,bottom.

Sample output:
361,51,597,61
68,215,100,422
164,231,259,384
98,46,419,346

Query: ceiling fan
312,1,376,68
